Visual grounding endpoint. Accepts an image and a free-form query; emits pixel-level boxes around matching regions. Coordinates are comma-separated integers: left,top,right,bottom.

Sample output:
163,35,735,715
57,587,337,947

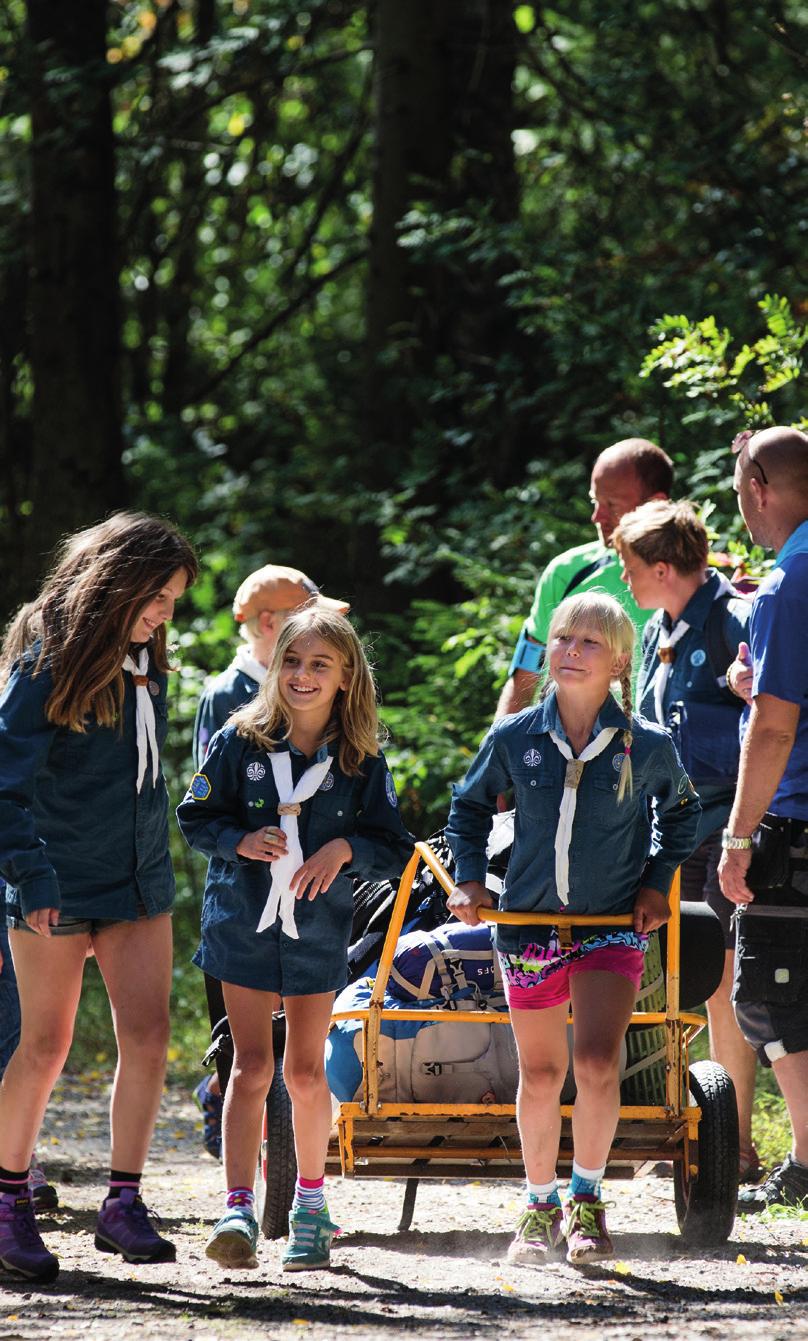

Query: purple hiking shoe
0,1191,59,1284
94,1188,176,1264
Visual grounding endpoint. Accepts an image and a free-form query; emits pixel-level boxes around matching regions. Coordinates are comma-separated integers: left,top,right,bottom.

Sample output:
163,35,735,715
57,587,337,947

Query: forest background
0,0,806,1111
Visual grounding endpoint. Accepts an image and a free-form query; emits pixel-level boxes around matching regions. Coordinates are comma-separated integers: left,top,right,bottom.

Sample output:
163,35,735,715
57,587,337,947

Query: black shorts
679,832,736,949
732,817,808,1065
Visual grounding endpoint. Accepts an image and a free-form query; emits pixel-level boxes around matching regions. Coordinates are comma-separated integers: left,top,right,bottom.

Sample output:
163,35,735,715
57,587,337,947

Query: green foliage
642,295,808,431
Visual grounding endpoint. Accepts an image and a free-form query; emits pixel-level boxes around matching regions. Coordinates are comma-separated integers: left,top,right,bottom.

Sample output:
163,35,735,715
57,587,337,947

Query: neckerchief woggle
548,727,619,904
123,648,159,792
256,751,333,937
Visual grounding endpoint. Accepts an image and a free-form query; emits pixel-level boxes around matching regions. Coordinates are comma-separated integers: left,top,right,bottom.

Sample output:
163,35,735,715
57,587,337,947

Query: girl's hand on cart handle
447,881,493,927
632,886,670,934
236,826,288,862
24,907,60,936
291,838,353,901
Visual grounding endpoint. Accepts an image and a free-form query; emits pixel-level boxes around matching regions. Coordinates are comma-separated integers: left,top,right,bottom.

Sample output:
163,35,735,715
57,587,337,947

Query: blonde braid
617,665,634,802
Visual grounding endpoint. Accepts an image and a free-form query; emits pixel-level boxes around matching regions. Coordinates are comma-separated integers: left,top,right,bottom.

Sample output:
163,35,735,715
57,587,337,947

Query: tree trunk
25,0,123,584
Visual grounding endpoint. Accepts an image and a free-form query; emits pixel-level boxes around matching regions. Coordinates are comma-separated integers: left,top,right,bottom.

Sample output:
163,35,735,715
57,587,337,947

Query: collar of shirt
524,689,629,743
775,518,808,567
287,739,331,765
660,570,720,636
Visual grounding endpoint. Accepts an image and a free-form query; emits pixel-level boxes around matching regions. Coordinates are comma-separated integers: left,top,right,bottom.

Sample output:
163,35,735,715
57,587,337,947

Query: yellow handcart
258,840,739,1245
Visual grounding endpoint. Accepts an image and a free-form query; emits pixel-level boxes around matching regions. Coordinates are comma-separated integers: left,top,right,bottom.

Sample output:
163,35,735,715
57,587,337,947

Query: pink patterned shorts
500,937,646,1012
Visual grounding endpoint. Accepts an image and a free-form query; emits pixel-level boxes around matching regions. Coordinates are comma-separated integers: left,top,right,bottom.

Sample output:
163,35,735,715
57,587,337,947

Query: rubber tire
256,1055,297,1240
674,1059,739,1246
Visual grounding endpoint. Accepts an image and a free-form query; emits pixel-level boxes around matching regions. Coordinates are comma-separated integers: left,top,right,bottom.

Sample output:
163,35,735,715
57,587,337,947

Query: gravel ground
1,1074,807,1341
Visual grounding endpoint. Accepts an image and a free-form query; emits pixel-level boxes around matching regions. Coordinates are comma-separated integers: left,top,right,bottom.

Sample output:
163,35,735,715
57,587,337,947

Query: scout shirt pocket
511,764,558,825
308,773,357,844
588,773,623,827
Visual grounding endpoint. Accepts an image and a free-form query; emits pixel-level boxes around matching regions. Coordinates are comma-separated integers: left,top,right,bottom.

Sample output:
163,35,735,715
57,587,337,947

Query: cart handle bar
415,842,634,928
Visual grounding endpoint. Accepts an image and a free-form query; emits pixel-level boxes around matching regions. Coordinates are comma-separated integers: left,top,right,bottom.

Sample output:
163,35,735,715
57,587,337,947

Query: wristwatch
721,830,752,850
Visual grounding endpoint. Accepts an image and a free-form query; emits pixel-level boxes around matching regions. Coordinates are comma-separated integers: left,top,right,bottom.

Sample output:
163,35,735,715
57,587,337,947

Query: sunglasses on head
731,430,768,485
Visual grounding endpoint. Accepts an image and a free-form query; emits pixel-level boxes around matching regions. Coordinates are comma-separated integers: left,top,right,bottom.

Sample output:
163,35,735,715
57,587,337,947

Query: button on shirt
743,521,808,820
447,692,700,952
637,571,749,841
0,655,174,920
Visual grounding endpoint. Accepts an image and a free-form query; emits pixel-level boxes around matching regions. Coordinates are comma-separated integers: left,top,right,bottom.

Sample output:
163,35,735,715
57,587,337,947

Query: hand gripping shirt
446,691,701,955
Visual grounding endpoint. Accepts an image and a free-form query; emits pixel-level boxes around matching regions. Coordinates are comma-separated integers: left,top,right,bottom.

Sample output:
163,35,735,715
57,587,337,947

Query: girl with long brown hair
0,512,197,1285
177,606,412,1274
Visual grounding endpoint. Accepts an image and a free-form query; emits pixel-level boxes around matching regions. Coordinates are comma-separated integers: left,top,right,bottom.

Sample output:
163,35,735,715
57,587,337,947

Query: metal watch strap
722,830,752,850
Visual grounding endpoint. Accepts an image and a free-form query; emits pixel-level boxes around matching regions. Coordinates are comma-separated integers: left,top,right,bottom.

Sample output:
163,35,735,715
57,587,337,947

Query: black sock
106,1168,142,1199
0,1166,29,1197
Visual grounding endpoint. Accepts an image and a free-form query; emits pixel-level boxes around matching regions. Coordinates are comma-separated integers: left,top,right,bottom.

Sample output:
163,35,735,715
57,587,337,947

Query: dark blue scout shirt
743,537,808,820
0,653,174,920
447,692,700,953
637,571,750,842
193,663,260,769
177,724,414,916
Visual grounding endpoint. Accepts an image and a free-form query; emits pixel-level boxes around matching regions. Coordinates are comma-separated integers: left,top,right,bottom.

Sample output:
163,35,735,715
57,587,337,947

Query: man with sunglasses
719,424,808,1213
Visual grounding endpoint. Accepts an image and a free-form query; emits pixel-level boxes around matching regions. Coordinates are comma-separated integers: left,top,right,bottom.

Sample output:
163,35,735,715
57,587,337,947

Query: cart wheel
674,1060,739,1246
256,1055,297,1240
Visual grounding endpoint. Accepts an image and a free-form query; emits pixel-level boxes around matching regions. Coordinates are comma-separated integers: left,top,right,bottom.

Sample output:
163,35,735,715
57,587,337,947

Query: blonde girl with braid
446,591,700,1267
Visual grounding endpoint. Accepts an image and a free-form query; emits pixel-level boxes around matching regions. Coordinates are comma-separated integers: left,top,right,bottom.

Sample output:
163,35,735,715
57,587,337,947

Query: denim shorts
7,900,159,936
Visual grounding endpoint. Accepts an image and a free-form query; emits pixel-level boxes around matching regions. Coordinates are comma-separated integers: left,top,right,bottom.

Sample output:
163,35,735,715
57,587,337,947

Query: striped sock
106,1169,141,1201
292,1176,326,1213
569,1161,606,1199
527,1178,561,1209
0,1167,29,1198
226,1186,255,1212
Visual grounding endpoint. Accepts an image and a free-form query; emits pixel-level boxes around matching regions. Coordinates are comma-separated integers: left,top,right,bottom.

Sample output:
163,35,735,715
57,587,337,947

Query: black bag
747,814,792,892
666,698,742,788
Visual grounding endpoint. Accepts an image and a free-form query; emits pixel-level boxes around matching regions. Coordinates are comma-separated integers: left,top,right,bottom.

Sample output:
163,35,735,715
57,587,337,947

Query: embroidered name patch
385,773,398,807
319,773,335,792
612,753,625,772
523,749,542,767
246,762,266,781
189,773,211,801
690,648,706,667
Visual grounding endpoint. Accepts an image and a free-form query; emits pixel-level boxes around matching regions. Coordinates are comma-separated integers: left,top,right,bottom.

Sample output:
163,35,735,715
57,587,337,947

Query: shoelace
519,1205,562,1244
567,1199,609,1237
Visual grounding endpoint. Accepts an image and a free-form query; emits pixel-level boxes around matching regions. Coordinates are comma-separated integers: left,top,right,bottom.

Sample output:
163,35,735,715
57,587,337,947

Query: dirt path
1,1074,807,1341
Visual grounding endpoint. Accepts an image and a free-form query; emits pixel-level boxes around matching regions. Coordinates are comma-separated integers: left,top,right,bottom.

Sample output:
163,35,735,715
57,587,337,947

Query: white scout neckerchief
123,648,159,792
232,643,267,686
548,727,619,905
650,571,736,724
256,750,334,938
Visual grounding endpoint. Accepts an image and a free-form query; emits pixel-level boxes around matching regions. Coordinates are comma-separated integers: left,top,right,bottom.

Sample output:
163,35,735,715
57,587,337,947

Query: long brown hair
231,607,383,776
0,512,198,730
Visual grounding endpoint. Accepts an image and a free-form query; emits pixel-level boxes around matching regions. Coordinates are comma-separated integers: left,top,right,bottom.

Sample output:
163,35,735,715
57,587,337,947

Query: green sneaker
507,1201,566,1264
281,1206,340,1272
205,1207,259,1269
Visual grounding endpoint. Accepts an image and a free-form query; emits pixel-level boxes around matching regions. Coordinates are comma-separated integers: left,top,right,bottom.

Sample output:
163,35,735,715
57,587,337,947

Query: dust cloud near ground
1,1074,807,1341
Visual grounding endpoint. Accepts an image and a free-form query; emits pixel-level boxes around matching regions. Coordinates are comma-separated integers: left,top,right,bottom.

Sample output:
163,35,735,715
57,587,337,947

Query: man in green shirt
496,439,674,718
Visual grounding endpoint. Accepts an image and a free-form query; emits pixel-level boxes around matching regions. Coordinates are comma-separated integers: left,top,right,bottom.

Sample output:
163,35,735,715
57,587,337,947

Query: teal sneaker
507,1202,566,1264
204,1207,259,1269
281,1206,340,1272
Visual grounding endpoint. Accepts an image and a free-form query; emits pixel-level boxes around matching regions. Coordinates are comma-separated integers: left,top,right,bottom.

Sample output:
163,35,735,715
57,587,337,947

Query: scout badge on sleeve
256,752,334,937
